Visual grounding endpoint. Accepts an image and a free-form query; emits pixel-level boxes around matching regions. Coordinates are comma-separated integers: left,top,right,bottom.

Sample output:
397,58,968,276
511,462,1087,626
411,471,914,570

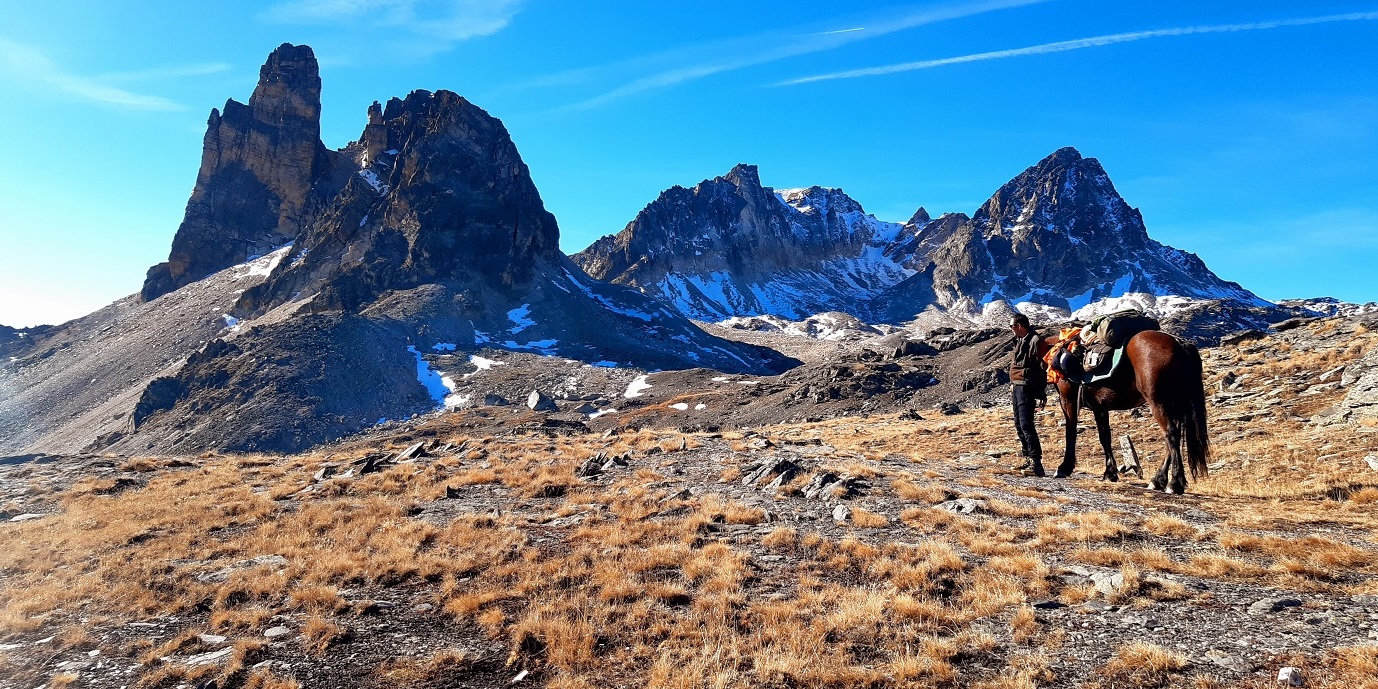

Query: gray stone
413,603,434,613
1091,572,1127,596
184,647,235,666
394,441,427,461
197,554,289,583
1366,454,1378,472
1079,599,1114,613
741,459,801,488
198,634,228,645
7,513,42,522
936,498,986,515
1249,597,1303,616
1205,649,1251,673
526,390,558,412
1277,666,1304,686
576,455,604,478
832,504,852,522
263,626,291,639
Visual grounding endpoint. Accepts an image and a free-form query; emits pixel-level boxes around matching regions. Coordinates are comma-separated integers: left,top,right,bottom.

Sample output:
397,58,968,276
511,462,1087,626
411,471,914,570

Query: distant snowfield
233,244,292,280
407,346,464,409
464,355,505,378
624,375,652,398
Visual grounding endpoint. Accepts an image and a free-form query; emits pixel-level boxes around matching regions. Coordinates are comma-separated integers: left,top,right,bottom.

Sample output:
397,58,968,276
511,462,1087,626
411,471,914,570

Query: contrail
563,0,1047,110
777,11,1378,86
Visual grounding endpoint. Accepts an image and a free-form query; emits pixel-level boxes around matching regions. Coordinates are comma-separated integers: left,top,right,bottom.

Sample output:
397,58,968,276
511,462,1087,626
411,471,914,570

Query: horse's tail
1181,340,1210,479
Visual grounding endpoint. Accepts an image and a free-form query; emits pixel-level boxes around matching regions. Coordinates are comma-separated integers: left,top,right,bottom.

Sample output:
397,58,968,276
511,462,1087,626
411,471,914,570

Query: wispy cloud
560,0,1048,110
777,11,1378,86
96,63,232,83
0,40,186,111
261,0,524,42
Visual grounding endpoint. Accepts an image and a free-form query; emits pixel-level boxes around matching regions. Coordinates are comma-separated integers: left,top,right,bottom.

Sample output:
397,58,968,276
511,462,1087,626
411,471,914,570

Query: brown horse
1039,330,1210,494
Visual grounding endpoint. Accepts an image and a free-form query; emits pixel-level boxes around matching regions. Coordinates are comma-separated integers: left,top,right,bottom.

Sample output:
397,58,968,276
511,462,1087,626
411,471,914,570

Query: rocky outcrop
141,43,346,302
572,165,911,320
236,89,561,315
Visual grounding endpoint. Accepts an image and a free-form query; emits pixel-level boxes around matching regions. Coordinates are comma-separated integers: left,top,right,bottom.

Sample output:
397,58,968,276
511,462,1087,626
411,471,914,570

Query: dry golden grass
376,648,476,684
7,337,1378,687
1009,605,1040,644
300,617,350,655
1327,644,1378,689
1097,642,1187,687
1141,514,1203,540
242,670,304,689
696,495,767,525
48,672,79,688
892,477,953,503
1035,511,1129,546
848,507,890,527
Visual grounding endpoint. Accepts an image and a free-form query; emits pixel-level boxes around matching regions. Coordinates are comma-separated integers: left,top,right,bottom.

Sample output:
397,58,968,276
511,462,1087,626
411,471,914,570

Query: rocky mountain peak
906,147,1265,317
140,43,342,303
238,88,561,314
574,165,911,321
906,206,931,228
246,43,322,129
724,163,761,189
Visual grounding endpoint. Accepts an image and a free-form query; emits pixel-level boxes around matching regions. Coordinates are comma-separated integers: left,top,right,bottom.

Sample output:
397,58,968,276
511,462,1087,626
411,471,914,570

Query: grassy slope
2,320,1378,689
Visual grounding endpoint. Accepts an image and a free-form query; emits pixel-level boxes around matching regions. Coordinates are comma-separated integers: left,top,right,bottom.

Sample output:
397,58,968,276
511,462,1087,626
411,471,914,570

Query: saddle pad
1074,345,1127,385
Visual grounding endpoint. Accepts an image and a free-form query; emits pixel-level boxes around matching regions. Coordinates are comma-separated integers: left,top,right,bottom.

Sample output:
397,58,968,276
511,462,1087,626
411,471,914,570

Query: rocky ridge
0,45,793,457
575,149,1285,334
573,164,911,321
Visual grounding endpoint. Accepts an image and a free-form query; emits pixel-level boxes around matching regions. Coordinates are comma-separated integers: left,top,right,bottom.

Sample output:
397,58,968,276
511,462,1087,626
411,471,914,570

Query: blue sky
1,0,1375,327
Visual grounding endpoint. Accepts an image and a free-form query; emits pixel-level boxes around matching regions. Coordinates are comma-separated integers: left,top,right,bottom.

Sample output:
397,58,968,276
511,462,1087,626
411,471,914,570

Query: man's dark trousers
1012,384,1042,463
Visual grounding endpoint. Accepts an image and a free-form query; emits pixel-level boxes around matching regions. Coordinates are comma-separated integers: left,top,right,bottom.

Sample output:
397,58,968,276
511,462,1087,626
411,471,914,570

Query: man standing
1009,314,1047,476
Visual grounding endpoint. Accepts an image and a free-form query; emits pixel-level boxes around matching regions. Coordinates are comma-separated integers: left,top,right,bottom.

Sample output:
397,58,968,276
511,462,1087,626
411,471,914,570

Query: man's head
1010,314,1031,336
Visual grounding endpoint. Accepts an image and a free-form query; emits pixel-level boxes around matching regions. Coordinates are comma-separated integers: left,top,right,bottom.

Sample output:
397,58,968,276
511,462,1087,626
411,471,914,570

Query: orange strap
1042,327,1083,384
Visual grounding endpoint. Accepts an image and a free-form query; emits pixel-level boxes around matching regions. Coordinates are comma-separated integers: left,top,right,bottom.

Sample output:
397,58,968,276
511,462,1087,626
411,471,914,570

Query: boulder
527,390,558,412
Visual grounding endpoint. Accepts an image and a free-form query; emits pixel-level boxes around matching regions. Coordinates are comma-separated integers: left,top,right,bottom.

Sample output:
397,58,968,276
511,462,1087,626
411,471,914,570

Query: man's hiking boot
1011,458,1033,472
1021,463,1046,478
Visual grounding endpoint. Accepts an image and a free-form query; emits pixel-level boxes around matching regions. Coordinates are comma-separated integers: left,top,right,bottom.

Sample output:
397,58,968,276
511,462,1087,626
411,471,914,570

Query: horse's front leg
1055,384,1079,478
1093,408,1118,482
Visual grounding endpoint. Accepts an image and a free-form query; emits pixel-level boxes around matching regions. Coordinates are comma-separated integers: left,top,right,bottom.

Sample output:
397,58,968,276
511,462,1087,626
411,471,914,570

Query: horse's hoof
1146,480,1163,491
1103,472,1118,483
1170,484,1186,495
1053,470,1072,479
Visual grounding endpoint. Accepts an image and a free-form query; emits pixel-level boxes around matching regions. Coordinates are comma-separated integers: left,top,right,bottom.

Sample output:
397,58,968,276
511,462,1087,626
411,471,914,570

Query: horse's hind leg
1093,409,1118,482
1148,404,1173,492
1167,417,1187,495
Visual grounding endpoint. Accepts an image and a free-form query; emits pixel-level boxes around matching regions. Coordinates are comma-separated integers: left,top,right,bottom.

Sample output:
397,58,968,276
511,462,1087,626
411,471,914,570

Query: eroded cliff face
236,89,562,316
141,43,345,302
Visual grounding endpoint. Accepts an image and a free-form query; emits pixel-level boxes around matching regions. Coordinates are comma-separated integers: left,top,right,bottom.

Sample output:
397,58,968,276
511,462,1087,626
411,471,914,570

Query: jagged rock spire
141,43,340,302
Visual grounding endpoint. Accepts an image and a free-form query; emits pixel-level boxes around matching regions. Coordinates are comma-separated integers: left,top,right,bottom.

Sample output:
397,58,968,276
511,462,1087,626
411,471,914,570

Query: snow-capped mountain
880,147,1270,323
579,148,1277,331
572,165,914,320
